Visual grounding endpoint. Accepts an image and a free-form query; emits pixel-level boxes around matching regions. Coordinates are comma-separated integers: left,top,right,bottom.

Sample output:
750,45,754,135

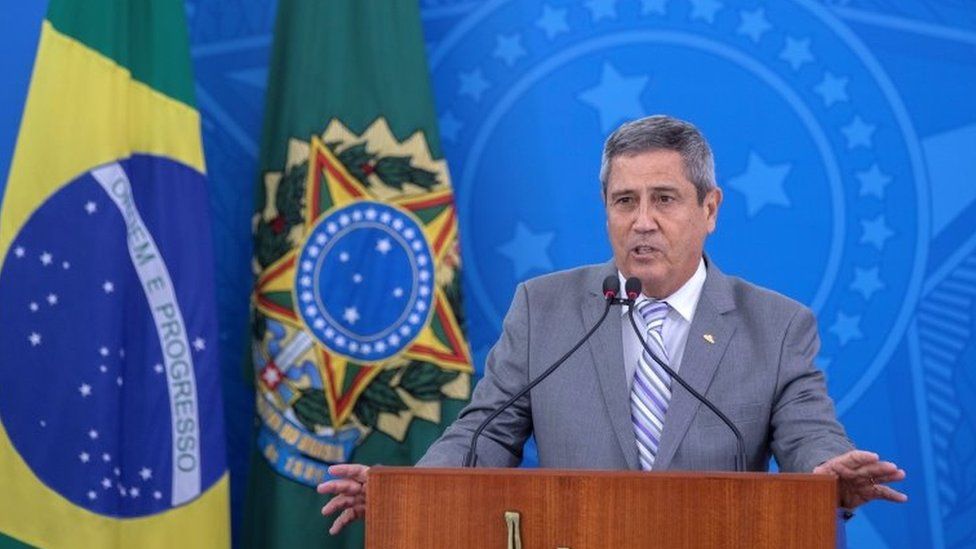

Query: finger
836,450,880,469
848,461,900,482
866,484,908,503
329,464,370,482
870,468,906,485
317,478,365,496
329,505,365,535
321,494,351,516
322,494,363,516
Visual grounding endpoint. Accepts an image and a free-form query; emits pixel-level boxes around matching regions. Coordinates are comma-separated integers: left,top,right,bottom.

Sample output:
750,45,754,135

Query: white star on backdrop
376,238,392,254
536,5,569,39
79,383,92,397
343,307,360,325
193,337,206,351
103,281,115,293
737,8,771,42
727,152,792,216
493,33,526,67
47,293,58,305
814,72,849,107
842,116,876,149
14,246,25,258
458,69,489,102
85,201,97,214
579,63,649,133
779,36,813,70
29,332,42,346
40,252,52,266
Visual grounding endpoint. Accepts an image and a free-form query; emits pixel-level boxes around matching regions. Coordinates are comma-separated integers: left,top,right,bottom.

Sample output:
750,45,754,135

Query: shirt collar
618,257,707,323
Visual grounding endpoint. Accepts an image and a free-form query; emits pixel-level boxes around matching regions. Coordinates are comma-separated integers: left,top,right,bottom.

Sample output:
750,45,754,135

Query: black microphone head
602,275,620,300
624,277,642,301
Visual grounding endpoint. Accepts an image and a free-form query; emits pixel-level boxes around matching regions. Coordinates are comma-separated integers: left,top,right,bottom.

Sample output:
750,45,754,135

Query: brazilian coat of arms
251,119,472,485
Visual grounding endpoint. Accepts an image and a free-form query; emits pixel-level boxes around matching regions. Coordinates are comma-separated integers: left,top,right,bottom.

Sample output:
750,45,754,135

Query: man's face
604,149,722,298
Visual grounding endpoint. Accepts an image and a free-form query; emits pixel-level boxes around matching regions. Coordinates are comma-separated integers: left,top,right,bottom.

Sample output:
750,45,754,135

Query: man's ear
705,187,722,233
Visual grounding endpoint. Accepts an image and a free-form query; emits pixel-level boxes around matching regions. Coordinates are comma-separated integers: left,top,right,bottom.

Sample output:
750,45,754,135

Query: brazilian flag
0,1,229,547
246,0,472,547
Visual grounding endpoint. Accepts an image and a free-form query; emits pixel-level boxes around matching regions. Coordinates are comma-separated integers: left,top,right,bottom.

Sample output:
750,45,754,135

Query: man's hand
812,450,907,510
317,464,370,535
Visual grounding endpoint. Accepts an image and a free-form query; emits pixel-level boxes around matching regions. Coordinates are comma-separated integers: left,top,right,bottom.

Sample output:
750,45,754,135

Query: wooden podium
366,467,836,548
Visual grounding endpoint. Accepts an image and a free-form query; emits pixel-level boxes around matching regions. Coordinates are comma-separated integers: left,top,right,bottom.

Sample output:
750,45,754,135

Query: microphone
623,277,747,472
463,276,621,467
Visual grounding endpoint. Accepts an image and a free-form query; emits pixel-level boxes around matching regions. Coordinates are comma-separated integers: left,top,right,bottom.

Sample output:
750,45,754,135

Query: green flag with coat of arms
244,1,473,547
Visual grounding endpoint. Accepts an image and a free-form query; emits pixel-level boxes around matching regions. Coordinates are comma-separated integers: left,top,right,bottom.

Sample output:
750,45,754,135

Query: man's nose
633,202,658,232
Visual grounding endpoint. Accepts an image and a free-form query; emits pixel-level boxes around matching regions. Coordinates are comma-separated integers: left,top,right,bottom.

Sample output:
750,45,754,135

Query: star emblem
458,69,489,102
29,332,42,346
438,110,462,143
139,467,153,481
493,33,526,67
641,0,666,15
727,152,792,216
842,116,876,149
536,5,569,39
857,164,891,199
85,201,97,214
579,62,649,133
14,246,25,258
737,8,771,42
585,0,618,21
253,121,472,427
40,252,53,266
103,281,115,293
689,0,722,23
497,222,556,278
779,36,813,71
815,72,849,107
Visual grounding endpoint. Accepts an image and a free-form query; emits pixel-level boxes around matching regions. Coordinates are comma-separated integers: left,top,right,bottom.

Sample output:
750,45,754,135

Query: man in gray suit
319,115,907,534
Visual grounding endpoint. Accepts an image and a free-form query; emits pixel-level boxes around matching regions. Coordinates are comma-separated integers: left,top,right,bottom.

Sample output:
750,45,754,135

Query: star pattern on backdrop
727,152,792,217
497,222,556,278
578,62,649,133
689,0,722,23
779,36,813,70
536,5,570,39
493,34,527,67
814,72,849,107
737,8,771,42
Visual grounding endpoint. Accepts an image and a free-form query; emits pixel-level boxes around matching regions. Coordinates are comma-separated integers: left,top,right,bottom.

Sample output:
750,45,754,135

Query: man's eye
659,195,675,203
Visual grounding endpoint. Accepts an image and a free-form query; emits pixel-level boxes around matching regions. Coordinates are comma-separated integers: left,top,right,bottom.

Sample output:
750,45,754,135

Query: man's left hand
812,449,908,510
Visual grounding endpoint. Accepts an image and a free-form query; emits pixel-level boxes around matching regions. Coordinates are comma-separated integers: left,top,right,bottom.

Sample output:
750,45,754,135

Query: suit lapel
581,264,639,470
654,263,737,470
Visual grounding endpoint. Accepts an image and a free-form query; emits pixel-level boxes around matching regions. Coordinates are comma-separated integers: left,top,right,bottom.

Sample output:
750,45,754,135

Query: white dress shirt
620,258,707,389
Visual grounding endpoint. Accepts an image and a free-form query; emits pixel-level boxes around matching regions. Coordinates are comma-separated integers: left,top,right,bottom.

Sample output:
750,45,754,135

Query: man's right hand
317,464,371,535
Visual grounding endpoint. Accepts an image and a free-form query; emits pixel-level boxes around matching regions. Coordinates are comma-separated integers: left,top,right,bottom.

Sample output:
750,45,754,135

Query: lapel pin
703,334,715,344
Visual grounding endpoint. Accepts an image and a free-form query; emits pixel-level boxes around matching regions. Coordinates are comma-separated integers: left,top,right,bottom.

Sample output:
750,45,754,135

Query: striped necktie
630,299,671,471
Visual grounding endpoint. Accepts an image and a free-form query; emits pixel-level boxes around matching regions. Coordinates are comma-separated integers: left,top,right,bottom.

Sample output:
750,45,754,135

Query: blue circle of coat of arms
294,201,435,362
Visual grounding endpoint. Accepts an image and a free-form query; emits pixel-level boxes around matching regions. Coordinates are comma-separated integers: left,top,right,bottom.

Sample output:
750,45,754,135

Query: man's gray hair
599,115,717,203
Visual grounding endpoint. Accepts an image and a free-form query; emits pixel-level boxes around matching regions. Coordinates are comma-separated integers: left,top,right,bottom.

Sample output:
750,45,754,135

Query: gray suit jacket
419,259,853,472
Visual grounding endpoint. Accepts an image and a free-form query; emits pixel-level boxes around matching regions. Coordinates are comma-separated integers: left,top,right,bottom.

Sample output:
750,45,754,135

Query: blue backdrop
3,1,975,547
